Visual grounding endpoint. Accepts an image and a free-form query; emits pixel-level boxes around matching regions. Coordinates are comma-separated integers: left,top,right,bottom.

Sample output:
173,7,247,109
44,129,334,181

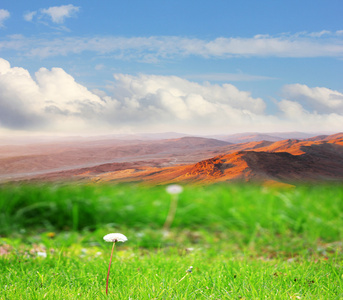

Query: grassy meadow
0,183,342,299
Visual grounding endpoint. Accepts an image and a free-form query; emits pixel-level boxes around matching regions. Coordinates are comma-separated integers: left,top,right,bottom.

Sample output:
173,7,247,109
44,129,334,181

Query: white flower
37,251,47,258
103,233,128,243
166,184,183,194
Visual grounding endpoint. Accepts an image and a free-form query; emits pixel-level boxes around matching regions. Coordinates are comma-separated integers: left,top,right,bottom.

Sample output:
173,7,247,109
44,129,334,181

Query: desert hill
0,136,230,181
302,132,343,142
88,135,343,185
1,132,343,185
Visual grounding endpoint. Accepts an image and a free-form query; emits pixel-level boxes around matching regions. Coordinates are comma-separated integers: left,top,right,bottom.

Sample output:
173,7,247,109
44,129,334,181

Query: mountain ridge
88,135,343,185
1,132,343,185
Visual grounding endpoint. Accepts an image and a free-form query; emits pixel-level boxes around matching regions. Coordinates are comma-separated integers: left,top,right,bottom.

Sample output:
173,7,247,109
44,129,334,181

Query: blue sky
0,0,342,136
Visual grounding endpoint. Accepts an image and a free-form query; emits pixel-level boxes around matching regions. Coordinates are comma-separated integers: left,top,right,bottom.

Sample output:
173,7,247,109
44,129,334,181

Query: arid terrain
1,132,342,185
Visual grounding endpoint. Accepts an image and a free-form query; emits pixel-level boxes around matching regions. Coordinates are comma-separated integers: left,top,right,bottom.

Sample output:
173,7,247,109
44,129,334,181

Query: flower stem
106,242,116,295
163,194,179,232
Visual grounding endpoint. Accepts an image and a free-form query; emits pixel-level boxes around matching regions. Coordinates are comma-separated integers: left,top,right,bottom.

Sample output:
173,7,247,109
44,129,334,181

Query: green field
1,183,342,299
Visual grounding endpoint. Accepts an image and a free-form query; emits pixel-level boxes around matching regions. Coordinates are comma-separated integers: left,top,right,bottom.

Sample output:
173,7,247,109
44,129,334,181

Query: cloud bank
1,31,343,60
0,58,342,135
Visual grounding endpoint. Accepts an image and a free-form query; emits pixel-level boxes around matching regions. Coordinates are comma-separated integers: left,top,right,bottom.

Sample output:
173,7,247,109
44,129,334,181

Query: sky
0,0,342,136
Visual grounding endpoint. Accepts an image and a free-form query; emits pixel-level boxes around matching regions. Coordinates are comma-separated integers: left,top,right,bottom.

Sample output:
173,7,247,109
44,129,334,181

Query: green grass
2,249,342,299
0,183,343,299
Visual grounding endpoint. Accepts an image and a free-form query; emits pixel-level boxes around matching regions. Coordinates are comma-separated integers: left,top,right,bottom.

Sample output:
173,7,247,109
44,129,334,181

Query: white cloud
0,59,342,134
35,67,104,113
110,73,266,114
1,31,343,59
0,59,270,133
0,9,10,27
308,30,331,38
278,99,308,119
41,5,79,24
282,84,343,114
200,35,343,58
24,11,37,22
101,73,274,133
278,98,343,131
95,64,105,70
185,72,275,82
277,84,343,132
0,58,104,132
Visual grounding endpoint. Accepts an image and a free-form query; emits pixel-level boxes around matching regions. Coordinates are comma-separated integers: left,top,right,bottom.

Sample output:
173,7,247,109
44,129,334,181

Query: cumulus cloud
278,99,309,119
282,84,343,114
278,98,343,131
277,84,343,132
0,58,43,128
0,58,271,133
0,58,342,134
108,73,266,117
0,9,10,27
41,4,79,24
1,30,343,59
0,58,104,132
